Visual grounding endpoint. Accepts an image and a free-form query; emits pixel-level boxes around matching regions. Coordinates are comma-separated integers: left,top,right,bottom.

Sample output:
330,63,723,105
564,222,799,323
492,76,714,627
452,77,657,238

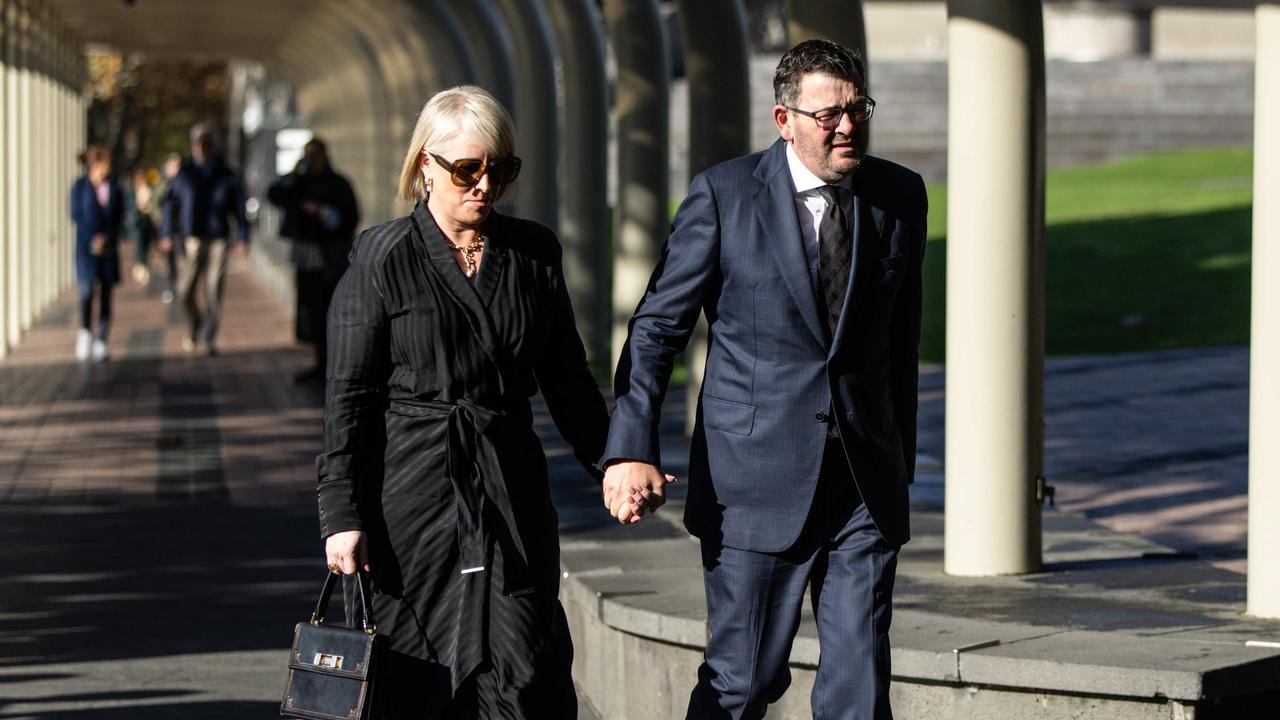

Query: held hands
602,461,678,525
324,530,369,575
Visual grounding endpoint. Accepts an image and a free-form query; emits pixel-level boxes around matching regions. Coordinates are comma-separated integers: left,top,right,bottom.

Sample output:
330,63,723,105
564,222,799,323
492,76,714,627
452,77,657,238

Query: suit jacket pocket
702,395,756,436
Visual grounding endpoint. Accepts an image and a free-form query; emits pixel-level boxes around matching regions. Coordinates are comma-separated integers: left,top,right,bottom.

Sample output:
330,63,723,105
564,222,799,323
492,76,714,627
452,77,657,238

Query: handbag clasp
314,653,344,669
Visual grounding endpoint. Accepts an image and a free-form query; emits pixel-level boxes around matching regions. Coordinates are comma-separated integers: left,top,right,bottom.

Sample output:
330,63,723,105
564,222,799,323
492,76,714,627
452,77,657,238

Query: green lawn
921,148,1254,362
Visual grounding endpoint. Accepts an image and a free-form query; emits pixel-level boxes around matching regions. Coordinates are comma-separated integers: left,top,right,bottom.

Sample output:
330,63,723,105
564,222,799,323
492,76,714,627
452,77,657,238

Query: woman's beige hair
398,85,517,203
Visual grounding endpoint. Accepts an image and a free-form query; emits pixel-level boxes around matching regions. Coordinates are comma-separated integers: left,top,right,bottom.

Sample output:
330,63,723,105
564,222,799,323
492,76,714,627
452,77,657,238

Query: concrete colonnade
0,0,84,359
678,0,752,430
492,0,559,232
446,0,515,113
603,0,669,368
546,0,610,367
787,0,870,83
943,0,1047,576
1248,1,1280,620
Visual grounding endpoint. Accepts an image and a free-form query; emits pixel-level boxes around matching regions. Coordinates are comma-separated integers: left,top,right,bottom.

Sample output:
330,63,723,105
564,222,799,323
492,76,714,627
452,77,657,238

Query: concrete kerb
560,500,1280,719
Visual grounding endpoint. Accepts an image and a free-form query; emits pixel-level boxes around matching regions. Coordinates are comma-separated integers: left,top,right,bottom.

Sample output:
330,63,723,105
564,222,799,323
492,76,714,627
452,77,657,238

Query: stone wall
669,56,1255,188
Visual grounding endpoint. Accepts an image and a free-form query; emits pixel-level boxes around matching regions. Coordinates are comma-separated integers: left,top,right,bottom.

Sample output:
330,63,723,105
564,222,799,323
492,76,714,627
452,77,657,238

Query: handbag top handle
310,571,377,634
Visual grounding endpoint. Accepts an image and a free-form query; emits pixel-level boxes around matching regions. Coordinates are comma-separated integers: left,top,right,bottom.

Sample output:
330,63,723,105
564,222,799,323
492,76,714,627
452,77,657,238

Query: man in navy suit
602,39,927,719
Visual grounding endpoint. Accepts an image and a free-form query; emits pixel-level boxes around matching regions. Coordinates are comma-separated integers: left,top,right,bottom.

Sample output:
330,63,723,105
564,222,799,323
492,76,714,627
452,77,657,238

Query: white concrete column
492,0,560,232
17,0,31,332
55,32,68,297
545,0,610,367
4,0,19,348
603,0,669,369
0,0,9,359
679,0,751,432
52,38,62,297
34,12,48,316
1248,2,1280,619
943,0,1047,576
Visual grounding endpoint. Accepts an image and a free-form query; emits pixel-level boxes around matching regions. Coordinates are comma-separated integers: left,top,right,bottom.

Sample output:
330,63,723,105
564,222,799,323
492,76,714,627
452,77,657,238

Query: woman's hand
325,530,369,575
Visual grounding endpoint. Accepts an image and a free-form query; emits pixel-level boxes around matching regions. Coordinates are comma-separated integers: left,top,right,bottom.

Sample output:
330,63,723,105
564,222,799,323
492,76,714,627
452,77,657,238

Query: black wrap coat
317,203,608,717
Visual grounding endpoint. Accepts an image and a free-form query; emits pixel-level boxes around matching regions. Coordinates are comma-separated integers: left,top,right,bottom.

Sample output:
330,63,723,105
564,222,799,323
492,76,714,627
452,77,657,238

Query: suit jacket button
815,412,827,422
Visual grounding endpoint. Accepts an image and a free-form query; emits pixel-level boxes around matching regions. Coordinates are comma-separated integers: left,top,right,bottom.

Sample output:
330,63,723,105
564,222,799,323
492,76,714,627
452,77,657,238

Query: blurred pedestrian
154,153,182,304
267,138,359,384
127,167,156,287
69,145,125,363
318,85,609,718
159,123,250,355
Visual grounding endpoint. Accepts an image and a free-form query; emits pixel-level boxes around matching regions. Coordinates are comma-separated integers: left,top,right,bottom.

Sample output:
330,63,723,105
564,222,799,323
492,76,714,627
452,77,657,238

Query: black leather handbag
281,571,384,720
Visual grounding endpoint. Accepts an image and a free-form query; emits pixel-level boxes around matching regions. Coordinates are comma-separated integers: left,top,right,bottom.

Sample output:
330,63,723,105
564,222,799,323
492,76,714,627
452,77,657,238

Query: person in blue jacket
69,145,125,362
159,123,250,355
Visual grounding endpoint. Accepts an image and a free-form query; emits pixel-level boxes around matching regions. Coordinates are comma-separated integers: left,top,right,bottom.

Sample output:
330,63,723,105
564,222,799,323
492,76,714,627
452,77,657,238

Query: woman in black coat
69,145,125,362
317,85,609,718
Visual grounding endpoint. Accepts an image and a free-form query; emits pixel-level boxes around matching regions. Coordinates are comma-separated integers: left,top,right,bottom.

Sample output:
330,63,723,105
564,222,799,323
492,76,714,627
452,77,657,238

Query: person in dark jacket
267,138,359,383
153,153,182,304
69,145,125,362
318,85,616,719
160,123,250,355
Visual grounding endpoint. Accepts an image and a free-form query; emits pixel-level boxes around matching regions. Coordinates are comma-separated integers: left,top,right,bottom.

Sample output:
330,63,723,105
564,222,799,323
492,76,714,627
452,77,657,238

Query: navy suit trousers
687,440,898,720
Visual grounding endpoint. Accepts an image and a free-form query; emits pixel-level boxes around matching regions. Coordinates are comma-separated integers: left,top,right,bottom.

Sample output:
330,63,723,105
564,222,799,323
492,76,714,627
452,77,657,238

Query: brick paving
0,257,318,509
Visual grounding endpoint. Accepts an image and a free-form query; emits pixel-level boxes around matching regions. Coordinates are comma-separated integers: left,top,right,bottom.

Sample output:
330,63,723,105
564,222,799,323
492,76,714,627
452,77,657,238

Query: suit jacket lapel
411,203,503,370
755,142,827,349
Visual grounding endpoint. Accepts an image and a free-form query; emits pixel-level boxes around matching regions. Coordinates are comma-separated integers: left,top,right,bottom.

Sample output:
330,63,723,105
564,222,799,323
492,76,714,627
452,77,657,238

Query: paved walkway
0,258,1257,717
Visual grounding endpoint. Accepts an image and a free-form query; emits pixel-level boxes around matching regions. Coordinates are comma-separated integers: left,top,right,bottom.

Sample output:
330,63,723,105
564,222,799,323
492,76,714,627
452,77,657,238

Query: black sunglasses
428,152,522,188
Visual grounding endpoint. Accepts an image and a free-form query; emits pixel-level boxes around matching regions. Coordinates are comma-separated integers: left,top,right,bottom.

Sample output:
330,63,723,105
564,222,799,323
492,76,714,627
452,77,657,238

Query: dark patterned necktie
816,185,851,336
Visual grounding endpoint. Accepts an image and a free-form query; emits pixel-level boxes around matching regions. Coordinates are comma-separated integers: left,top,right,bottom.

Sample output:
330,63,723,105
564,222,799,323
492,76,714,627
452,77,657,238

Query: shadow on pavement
0,502,321,667
0,700,278,719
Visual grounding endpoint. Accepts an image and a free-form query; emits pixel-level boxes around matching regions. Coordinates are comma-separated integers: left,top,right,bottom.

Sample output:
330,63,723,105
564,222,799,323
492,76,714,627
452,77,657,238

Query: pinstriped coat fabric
317,203,608,719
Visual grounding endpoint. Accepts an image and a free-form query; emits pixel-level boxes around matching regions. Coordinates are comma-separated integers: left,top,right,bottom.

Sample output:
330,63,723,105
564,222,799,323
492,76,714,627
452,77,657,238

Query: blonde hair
398,85,517,203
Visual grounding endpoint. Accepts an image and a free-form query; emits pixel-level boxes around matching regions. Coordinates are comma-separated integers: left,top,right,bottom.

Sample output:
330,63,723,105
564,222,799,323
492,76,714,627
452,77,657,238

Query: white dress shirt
785,142,854,289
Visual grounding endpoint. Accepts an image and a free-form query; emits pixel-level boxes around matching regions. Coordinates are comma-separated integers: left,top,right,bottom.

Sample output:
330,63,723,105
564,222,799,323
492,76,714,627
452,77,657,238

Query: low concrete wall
559,510,1280,720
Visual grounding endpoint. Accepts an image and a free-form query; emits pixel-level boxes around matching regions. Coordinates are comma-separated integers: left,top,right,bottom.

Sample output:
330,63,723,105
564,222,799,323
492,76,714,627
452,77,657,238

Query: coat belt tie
398,398,532,692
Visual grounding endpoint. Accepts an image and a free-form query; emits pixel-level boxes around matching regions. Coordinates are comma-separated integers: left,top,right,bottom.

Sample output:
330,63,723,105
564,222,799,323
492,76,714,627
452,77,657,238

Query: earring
426,177,433,193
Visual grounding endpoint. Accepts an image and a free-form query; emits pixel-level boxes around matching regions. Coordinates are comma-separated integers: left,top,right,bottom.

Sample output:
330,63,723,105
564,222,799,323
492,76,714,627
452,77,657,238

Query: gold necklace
445,234,485,278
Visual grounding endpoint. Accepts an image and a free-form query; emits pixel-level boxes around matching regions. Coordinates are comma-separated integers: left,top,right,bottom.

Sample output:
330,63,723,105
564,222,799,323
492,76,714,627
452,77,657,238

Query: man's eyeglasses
788,98,876,130
428,152,522,188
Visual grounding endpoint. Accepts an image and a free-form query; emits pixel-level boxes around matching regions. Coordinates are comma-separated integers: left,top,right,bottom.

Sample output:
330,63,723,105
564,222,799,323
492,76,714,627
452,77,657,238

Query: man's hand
602,461,678,525
90,234,107,256
157,236,173,253
324,530,369,575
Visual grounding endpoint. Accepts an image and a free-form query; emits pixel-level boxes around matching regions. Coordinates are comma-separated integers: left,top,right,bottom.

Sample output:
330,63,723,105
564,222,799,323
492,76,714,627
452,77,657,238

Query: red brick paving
0,254,320,508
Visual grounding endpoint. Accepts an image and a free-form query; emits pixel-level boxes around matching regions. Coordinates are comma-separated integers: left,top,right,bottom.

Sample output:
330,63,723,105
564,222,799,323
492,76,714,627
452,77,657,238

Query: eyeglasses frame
787,98,877,130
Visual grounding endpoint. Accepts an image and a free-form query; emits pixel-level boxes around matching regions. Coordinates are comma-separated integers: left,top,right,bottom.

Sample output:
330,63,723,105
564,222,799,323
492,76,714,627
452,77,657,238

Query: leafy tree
86,51,230,174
